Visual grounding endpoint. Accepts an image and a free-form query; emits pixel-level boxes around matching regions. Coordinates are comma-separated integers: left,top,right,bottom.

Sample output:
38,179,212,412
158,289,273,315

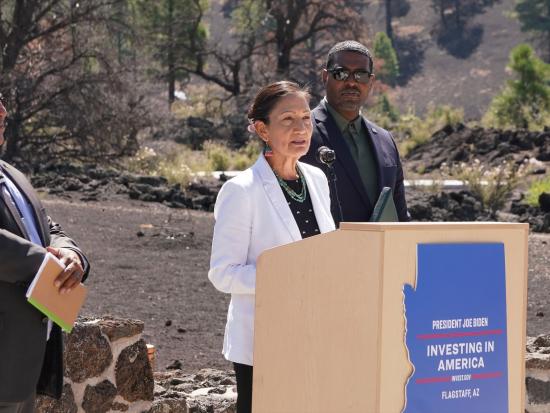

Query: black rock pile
406,124,550,173
407,189,489,222
30,162,223,212
406,188,550,233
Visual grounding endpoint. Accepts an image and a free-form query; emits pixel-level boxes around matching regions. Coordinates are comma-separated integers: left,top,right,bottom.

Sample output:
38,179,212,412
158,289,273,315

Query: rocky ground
405,124,550,173
42,190,550,375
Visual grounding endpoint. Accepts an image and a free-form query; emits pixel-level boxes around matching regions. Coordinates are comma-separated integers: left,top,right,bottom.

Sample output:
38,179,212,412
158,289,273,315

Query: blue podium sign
402,243,508,413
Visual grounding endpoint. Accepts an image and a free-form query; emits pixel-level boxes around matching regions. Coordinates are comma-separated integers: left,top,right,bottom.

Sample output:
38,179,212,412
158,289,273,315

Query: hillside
363,0,533,119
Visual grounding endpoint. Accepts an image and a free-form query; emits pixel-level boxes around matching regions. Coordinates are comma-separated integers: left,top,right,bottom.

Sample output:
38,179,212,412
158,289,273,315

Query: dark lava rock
82,380,117,413
64,323,113,383
406,125,549,173
36,384,78,413
115,340,154,402
540,192,550,213
408,190,484,222
137,175,168,186
167,360,184,370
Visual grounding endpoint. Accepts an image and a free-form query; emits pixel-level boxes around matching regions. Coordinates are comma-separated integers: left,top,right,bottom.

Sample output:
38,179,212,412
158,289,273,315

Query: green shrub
126,146,210,187
526,175,550,206
368,90,464,157
202,139,261,171
483,44,550,130
203,141,231,171
442,159,528,215
233,139,262,170
373,32,400,85
390,104,464,156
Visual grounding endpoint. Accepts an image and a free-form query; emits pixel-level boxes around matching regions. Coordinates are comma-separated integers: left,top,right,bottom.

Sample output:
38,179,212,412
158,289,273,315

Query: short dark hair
247,81,310,124
326,40,374,73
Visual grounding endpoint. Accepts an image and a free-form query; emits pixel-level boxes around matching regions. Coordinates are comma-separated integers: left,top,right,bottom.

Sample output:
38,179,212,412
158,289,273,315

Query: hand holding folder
26,252,88,332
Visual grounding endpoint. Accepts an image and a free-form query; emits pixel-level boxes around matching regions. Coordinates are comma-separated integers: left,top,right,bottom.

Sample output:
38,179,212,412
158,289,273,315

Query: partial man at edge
0,96,90,412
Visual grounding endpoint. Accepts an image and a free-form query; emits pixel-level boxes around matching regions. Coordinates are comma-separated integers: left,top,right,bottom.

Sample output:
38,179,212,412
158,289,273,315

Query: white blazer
208,154,336,365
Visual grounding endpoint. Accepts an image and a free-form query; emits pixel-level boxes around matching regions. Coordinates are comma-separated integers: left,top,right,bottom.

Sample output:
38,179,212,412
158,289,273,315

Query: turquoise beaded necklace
274,167,307,203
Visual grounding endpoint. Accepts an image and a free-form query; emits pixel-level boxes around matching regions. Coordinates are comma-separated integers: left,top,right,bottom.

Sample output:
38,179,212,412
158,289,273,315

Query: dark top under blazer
0,160,90,402
301,100,410,223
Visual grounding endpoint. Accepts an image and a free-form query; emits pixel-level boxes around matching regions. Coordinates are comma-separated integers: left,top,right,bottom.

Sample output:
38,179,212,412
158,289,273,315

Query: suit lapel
313,102,372,209
254,155,302,242
0,161,48,245
363,118,385,191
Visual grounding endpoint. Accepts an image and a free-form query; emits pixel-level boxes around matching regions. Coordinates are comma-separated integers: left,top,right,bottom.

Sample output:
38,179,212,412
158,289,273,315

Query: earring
263,141,273,157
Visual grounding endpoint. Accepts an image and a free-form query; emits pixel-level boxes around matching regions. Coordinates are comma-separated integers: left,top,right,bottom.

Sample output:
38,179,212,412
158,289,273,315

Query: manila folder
26,252,87,332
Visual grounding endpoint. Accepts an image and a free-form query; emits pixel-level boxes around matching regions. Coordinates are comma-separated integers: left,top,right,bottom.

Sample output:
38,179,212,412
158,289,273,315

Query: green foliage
130,0,208,93
204,139,261,171
126,146,208,187
370,99,464,156
399,103,464,153
126,139,261,186
483,44,550,130
526,175,550,206
515,0,550,58
375,93,400,124
233,139,262,170
373,32,400,85
441,159,528,215
231,0,267,34
203,141,231,171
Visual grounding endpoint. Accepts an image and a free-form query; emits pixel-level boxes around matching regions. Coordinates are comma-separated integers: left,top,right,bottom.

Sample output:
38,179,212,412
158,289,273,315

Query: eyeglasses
327,67,373,84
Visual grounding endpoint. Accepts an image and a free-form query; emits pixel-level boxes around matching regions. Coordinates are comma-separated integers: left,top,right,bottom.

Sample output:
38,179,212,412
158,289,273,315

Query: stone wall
526,335,550,413
36,316,154,413
150,369,236,413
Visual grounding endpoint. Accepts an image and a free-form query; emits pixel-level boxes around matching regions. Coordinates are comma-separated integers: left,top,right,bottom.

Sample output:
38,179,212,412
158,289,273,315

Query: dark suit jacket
0,160,89,402
301,100,410,223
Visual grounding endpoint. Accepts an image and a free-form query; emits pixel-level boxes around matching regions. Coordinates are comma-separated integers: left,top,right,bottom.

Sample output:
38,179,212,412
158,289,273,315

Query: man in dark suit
0,97,89,411
302,40,410,224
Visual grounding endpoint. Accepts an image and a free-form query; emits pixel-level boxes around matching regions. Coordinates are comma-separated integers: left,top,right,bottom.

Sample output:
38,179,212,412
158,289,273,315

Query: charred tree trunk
385,0,394,43
167,0,176,106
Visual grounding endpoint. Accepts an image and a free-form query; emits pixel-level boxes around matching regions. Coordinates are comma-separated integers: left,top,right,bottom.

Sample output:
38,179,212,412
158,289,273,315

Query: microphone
315,146,343,226
316,146,336,167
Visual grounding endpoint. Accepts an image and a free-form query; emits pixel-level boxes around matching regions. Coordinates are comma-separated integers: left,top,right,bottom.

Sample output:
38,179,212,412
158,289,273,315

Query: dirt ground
42,193,550,373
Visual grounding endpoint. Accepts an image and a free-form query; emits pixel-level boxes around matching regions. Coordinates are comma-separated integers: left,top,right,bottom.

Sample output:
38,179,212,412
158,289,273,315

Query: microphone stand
325,163,343,227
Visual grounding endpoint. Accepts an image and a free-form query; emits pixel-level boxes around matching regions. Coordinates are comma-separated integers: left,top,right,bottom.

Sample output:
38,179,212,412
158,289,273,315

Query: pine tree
373,32,400,86
484,44,550,129
130,0,208,105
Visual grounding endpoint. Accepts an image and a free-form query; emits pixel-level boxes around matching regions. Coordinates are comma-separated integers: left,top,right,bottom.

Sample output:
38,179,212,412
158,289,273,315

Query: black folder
369,187,398,222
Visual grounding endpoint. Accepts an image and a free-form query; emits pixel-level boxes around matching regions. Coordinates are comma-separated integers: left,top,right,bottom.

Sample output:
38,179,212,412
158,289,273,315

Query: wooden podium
253,222,528,413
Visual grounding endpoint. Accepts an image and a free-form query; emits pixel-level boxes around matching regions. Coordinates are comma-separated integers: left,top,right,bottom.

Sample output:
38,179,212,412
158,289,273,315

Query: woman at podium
208,81,335,413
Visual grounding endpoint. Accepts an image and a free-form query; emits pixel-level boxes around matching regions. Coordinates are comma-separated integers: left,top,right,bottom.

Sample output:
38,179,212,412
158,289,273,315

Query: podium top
340,221,529,232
